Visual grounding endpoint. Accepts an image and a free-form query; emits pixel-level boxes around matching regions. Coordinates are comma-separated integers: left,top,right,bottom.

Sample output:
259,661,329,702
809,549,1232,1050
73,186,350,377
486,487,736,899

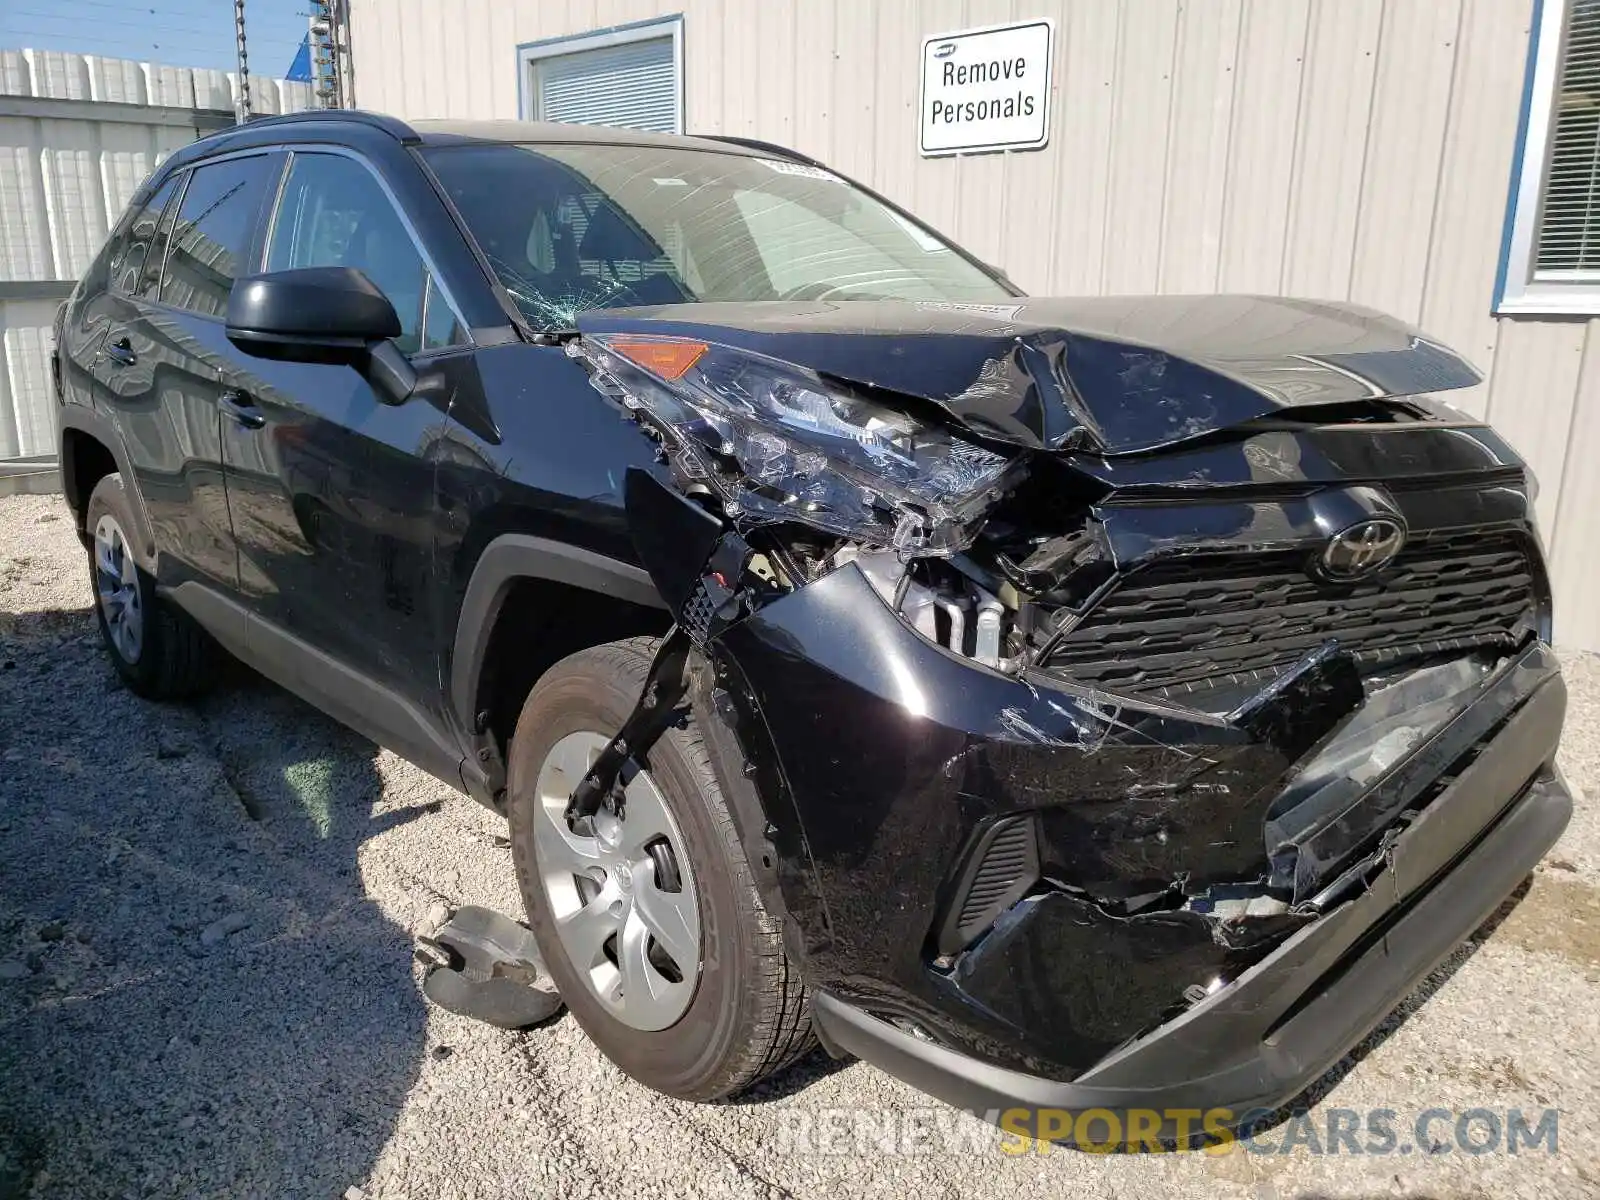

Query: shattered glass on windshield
421,141,1012,331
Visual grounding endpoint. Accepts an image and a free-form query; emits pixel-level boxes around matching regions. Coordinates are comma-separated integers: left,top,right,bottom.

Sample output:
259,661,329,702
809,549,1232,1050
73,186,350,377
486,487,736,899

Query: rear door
86,158,273,591
216,147,470,699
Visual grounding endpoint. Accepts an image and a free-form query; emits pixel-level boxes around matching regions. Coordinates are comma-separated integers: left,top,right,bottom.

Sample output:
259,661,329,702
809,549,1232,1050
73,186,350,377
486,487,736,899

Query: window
158,155,276,318
110,175,179,295
265,152,461,354
729,190,961,301
143,180,183,299
518,17,683,134
1500,0,1600,313
422,142,1010,331
420,276,462,351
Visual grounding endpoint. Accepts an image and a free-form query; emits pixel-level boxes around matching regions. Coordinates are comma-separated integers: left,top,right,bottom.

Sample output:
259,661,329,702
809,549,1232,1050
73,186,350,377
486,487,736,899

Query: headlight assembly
577,334,1020,556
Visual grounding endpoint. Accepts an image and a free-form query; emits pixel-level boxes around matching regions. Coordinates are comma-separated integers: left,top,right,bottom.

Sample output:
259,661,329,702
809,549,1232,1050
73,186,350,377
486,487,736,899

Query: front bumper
813,752,1569,1126
699,560,1569,1117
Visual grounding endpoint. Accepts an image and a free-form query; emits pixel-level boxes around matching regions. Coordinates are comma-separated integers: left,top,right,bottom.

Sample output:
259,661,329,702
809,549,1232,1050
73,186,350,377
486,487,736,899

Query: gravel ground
2,489,1598,1200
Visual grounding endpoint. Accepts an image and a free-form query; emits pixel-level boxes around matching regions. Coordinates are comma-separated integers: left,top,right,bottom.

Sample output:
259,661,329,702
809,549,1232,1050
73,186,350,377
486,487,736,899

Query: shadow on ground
0,610,433,1199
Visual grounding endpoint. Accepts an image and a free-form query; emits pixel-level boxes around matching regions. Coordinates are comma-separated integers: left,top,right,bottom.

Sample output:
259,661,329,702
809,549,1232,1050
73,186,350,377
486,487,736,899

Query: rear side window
158,154,277,318
141,175,184,298
109,175,179,295
264,152,460,354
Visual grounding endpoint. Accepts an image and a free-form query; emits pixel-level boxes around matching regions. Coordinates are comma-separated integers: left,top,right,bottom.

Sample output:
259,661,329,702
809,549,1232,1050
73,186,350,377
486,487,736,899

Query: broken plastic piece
566,626,694,822
1182,886,1291,921
417,905,565,1029
578,335,1019,555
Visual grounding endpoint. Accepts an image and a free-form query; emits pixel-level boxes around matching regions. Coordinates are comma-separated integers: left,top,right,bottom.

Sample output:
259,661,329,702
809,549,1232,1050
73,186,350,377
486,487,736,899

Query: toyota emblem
1321,518,1406,579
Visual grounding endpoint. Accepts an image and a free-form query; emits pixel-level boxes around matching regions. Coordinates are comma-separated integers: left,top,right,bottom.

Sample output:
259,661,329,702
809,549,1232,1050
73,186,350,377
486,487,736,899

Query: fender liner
448,532,666,746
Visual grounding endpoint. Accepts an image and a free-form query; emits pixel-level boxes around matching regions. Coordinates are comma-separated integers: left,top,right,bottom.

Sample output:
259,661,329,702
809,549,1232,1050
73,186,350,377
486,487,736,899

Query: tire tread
597,637,815,1093
511,635,814,1099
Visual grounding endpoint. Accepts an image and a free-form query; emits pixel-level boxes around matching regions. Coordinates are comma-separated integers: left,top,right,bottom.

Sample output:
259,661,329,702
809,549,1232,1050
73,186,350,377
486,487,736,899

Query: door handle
219,389,265,430
104,336,137,367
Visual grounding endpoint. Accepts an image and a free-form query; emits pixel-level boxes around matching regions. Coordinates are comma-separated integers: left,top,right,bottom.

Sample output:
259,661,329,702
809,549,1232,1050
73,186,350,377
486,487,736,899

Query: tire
84,473,216,700
507,636,813,1100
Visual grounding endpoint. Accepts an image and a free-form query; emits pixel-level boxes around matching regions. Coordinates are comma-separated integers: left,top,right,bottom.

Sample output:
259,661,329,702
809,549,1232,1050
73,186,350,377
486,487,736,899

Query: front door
216,148,468,702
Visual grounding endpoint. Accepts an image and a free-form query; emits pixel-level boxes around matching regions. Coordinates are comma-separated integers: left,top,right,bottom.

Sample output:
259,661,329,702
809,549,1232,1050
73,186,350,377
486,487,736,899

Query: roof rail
701,135,826,169
222,109,420,144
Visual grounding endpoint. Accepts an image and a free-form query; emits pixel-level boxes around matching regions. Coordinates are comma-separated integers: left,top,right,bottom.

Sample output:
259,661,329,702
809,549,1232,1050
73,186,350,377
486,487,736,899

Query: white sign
919,20,1053,157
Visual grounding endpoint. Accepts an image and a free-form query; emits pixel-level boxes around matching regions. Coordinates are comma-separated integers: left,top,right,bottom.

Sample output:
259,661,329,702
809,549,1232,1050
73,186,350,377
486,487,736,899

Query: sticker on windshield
652,177,688,187
915,300,1025,319
757,158,842,183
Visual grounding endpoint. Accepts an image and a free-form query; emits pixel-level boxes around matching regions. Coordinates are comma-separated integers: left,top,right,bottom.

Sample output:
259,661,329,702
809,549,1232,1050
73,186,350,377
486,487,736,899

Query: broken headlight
577,334,1019,556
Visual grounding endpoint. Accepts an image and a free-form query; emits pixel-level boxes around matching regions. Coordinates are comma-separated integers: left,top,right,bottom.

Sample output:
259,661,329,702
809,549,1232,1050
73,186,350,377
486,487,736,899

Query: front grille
1043,529,1536,699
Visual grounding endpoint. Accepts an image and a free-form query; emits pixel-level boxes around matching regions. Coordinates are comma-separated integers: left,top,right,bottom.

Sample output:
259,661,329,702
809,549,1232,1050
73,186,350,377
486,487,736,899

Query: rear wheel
84,474,216,699
507,637,812,1099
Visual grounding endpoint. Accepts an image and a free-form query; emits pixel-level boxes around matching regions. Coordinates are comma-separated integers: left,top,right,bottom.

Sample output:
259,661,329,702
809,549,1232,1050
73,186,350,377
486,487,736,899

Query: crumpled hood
576,294,1481,454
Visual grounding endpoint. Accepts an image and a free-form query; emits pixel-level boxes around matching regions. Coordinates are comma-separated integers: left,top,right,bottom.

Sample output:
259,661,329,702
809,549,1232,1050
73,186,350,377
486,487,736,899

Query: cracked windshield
421,141,1012,330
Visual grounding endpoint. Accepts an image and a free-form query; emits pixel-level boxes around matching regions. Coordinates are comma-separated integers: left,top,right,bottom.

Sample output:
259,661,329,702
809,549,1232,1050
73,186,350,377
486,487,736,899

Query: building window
1500,0,1600,313
518,16,683,135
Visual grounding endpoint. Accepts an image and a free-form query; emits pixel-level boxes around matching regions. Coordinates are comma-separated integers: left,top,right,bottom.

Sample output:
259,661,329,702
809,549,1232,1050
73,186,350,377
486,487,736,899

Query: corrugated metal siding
351,0,1600,651
0,50,312,465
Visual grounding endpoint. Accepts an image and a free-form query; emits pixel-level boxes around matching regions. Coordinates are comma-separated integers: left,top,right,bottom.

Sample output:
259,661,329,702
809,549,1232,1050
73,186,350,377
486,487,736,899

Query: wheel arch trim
59,407,158,572
448,533,666,741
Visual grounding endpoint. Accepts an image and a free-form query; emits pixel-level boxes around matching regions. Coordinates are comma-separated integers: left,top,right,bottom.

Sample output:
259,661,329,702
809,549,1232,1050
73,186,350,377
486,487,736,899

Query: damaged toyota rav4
56,112,1571,1125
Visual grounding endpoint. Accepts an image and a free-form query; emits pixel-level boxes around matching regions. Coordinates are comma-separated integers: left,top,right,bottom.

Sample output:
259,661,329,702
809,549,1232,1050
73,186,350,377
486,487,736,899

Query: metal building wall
0,49,315,488
353,0,1599,650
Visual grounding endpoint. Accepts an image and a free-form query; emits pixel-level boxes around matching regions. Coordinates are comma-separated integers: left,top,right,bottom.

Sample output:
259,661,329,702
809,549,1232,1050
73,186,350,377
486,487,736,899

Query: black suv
54,111,1570,1127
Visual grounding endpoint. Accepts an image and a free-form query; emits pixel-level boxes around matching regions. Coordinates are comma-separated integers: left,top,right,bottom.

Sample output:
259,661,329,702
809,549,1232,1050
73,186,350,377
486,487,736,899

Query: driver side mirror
225,266,418,405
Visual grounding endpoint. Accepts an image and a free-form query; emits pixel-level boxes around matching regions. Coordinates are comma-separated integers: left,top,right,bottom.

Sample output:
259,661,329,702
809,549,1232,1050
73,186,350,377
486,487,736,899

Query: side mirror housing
225,267,417,403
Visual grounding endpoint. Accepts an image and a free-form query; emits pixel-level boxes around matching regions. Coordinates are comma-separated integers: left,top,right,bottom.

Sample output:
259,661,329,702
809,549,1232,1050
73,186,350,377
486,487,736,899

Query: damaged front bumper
609,450,1568,1122
693,556,1569,1119
813,760,1568,1124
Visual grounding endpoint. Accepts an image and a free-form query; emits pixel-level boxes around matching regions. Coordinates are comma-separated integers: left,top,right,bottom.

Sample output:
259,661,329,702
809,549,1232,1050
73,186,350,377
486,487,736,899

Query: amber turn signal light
608,338,709,380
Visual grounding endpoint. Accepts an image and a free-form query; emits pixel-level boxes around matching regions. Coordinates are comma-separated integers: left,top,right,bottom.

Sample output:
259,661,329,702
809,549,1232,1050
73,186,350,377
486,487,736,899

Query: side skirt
168,581,468,792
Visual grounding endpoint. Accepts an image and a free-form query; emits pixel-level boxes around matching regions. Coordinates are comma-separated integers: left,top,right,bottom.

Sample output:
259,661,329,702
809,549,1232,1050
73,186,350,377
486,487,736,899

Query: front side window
420,275,463,351
110,175,179,295
265,152,458,354
158,154,276,317
422,143,1011,331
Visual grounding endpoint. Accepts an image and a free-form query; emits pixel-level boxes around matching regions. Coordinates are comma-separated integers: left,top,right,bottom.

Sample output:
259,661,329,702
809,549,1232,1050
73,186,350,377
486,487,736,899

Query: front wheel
506,637,812,1100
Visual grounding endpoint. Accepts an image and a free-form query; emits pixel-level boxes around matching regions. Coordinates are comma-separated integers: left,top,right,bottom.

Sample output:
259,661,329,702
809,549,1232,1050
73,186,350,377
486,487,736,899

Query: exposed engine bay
561,296,1560,1077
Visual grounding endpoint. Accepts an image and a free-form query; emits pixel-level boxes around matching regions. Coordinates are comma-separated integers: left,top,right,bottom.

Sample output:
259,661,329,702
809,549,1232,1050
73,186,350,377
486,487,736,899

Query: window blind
1537,0,1600,275
532,37,678,134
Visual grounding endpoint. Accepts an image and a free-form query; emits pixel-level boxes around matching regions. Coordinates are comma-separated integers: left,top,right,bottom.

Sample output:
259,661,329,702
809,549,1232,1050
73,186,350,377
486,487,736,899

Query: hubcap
533,731,701,1031
93,513,143,665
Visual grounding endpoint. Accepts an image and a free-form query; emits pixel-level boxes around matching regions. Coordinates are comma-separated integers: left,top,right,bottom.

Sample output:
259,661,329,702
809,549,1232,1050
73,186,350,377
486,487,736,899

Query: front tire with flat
507,636,812,1100
84,473,216,700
